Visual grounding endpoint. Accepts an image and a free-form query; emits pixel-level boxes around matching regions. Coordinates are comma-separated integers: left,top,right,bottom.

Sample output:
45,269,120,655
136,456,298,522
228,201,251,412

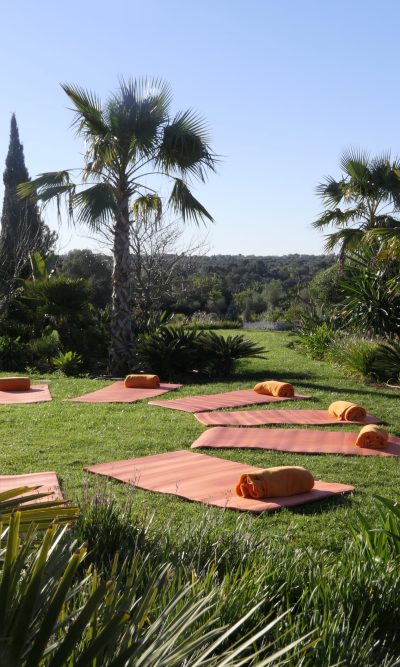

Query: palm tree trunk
109,200,132,375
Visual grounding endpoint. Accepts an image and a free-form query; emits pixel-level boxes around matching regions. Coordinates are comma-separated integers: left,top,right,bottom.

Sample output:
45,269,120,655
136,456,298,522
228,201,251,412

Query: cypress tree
0,114,56,287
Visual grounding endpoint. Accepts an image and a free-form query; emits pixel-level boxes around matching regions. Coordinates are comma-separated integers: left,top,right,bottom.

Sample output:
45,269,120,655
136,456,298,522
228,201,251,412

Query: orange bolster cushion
328,401,367,422
254,380,295,397
355,425,389,449
124,374,160,389
0,377,31,392
236,466,314,499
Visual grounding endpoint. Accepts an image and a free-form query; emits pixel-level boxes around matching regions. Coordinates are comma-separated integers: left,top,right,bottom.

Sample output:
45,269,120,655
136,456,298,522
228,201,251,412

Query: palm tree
313,149,400,260
19,79,217,374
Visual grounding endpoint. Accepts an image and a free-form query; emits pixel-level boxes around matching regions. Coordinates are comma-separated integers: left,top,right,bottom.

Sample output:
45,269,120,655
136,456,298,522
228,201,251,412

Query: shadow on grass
231,369,316,382
284,492,354,516
302,382,400,399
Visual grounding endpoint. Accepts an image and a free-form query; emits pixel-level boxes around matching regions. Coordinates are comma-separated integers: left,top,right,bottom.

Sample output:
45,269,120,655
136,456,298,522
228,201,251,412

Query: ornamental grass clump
0,513,308,666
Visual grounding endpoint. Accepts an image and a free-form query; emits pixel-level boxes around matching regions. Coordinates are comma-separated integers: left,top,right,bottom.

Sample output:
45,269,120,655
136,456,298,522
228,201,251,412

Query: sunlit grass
1,330,399,552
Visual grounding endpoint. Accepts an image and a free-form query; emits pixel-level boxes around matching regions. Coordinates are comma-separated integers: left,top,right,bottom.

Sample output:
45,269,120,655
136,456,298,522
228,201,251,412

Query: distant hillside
186,254,336,291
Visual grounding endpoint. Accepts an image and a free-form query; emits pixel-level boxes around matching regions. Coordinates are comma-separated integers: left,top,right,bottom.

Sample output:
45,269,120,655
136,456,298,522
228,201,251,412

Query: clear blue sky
1,0,399,256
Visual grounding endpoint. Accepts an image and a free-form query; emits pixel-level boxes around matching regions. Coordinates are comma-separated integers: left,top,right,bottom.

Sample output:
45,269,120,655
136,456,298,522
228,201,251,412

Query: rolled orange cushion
236,466,314,499
124,374,160,389
355,425,389,449
328,401,367,422
253,380,295,397
0,377,31,392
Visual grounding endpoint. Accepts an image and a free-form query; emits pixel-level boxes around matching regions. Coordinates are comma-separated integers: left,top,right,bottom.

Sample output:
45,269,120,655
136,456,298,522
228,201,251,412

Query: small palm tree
19,79,217,374
313,149,400,260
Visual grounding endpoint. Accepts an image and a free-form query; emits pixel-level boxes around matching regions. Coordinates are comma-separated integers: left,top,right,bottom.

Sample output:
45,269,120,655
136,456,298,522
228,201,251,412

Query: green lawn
1,330,399,553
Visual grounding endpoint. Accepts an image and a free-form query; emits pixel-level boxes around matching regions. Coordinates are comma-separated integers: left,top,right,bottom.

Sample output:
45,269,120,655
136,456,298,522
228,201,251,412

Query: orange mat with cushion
191,427,400,457
148,389,311,413
69,381,182,404
84,450,353,513
0,471,63,502
0,384,52,405
195,408,383,426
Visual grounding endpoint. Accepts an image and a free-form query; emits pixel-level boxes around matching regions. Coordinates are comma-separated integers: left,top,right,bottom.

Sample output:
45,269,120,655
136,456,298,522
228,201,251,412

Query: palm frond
61,84,108,138
312,206,363,230
132,194,162,226
157,110,217,181
324,228,364,254
17,171,76,222
72,183,117,231
315,176,345,207
17,171,74,201
340,148,370,173
106,77,171,156
168,178,214,224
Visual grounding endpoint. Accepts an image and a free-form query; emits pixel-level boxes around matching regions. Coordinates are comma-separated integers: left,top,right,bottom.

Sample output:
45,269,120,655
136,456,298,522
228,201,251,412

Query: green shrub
370,339,400,384
135,326,201,377
340,256,400,338
183,311,242,330
135,326,265,379
185,320,242,330
0,335,28,371
52,350,83,376
197,330,265,377
296,323,337,360
328,336,379,379
0,319,33,341
27,330,61,372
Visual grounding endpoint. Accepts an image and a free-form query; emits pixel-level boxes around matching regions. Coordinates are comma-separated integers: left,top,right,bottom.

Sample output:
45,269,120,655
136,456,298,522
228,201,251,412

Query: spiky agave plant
0,513,310,666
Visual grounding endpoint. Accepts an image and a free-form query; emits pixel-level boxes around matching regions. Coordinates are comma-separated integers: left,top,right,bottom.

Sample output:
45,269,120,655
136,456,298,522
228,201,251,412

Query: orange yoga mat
84,450,353,513
69,381,182,404
0,384,52,405
191,427,400,457
148,389,311,413
0,471,63,502
195,408,383,427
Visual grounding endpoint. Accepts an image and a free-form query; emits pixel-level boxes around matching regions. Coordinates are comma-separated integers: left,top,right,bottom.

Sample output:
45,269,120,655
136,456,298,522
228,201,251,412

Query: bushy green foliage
371,339,400,383
52,350,83,376
308,262,343,307
197,330,265,377
27,330,61,372
296,323,337,360
0,513,303,667
183,311,242,329
0,335,27,371
23,276,93,318
136,326,201,377
185,320,242,330
59,249,112,309
340,251,400,338
329,336,379,379
135,326,265,378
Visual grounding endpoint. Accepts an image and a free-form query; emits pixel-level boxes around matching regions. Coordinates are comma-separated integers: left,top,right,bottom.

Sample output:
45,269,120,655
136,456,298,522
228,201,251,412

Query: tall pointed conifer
0,114,55,284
